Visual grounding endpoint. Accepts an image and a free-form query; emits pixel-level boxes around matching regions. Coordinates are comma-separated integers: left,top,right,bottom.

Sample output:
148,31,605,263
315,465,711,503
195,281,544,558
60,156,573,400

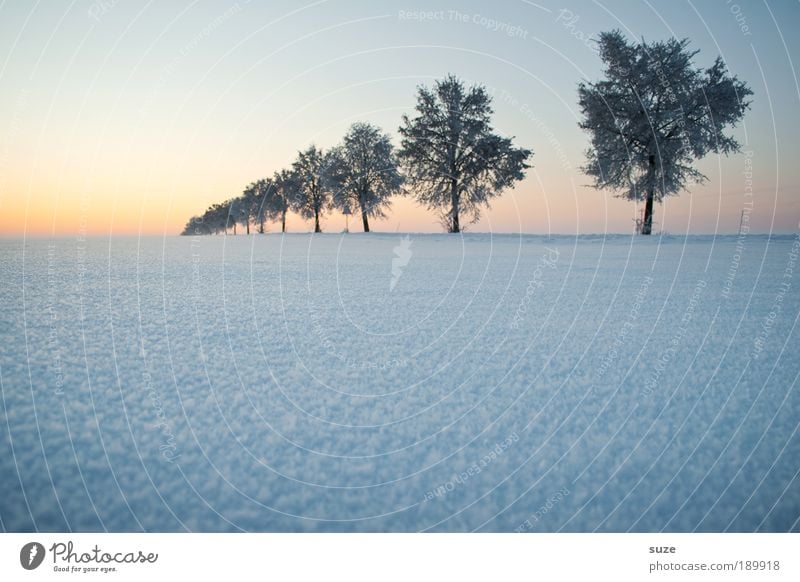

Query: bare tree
291,145,332,233
578,30,752,234
326,122,404,232
398,75,532,233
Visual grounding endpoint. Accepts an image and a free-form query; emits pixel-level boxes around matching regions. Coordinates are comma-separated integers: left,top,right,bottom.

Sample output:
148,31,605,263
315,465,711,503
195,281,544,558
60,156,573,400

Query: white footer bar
1,533,797,581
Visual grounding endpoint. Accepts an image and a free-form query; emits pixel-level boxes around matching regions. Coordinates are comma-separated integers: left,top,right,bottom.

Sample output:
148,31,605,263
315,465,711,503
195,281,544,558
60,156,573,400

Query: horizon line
1,230,794,239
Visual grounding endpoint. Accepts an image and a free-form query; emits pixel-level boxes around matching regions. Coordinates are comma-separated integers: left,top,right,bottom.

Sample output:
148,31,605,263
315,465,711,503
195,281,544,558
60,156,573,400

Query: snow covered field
1,233,798,532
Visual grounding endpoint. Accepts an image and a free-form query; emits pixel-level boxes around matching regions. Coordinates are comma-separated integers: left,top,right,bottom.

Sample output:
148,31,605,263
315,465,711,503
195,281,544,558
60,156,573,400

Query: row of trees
182,125,400,236
183,73,532,236
183,30,751,236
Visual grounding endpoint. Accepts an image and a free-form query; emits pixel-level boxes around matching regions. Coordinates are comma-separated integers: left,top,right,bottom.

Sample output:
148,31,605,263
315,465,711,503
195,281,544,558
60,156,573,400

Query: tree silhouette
398,75,532,232
326,122,404,232
578,30,752,234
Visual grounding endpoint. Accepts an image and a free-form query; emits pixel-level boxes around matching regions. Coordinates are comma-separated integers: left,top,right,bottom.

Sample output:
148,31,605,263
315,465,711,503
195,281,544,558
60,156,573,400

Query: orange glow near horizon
3,175,790,237
0,136,793,236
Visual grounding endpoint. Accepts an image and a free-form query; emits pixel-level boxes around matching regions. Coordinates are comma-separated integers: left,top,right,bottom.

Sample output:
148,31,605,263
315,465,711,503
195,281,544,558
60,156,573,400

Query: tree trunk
246,221,250,235
361,206,370,233
641,154,656,235
642,192,654,235
314,210,321,233
450,179,460,233
281,211,286,233
233,223,237,236
259,218,264,234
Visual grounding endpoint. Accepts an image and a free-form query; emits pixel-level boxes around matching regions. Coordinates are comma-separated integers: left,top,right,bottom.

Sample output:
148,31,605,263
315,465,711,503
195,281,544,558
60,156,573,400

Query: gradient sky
1,0,798,236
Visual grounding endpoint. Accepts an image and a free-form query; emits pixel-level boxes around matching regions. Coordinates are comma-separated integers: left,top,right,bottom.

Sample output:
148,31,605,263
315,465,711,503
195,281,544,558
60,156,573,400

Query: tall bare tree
398,75,532,233
291,145,332,233
326,122,404,232
578,30,752,234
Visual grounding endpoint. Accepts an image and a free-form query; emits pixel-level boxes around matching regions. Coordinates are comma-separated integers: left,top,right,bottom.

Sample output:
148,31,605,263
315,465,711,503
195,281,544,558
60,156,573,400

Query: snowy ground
1,233,798,532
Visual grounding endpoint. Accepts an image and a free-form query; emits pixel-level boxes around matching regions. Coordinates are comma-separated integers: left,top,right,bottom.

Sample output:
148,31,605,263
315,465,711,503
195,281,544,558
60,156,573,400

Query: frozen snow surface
1,233,798,532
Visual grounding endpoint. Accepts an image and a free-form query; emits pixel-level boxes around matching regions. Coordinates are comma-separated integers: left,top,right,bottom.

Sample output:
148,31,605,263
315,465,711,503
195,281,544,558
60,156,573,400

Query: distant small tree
229,196,248,235
238,183,260,235
204,202,230,235
180,215,210,236
398,75,532,233
249,178,273,234
578,30,752,234
326,122,404,232
269,169,295,233
292,145,332,233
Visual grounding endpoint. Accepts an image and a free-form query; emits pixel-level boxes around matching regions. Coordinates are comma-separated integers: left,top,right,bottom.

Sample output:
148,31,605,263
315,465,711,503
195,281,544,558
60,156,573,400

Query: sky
0,0,798,236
